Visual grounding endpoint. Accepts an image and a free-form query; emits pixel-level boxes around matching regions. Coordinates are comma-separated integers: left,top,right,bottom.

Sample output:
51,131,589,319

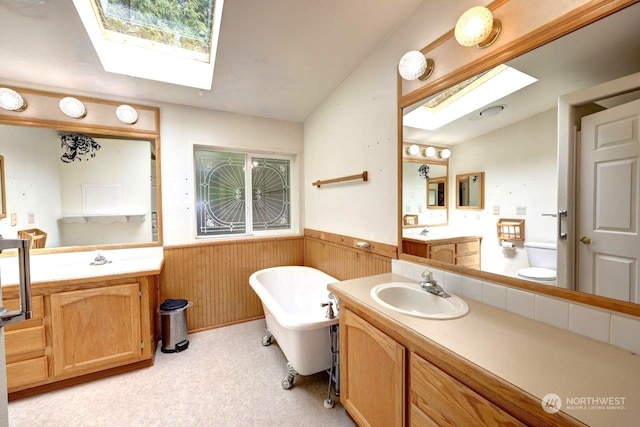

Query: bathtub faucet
419,270,450,298
320,301,336,319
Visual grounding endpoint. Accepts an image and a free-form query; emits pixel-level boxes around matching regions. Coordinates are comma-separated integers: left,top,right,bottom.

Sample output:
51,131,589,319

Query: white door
578,98,640,302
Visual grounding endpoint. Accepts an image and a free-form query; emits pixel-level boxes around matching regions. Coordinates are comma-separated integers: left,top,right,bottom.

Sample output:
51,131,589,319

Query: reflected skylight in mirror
73,0,224,89
404,65,538,131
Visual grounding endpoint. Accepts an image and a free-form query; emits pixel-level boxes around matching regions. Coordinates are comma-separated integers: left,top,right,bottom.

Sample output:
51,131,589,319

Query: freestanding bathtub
249,266,339,390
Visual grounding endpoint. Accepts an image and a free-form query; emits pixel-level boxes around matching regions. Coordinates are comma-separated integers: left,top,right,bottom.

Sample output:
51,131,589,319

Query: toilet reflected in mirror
516,242,557,284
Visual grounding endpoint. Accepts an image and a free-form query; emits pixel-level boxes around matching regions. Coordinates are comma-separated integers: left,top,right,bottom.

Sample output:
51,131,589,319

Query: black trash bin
159,299,192,353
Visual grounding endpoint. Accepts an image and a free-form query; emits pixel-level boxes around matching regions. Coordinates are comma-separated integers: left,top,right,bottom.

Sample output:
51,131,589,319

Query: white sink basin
370,282,469,320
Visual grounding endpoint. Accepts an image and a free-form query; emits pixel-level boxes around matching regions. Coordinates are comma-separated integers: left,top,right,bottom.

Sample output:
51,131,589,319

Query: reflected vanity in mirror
456,172,483,209
399,2,640,311
0,88,162,253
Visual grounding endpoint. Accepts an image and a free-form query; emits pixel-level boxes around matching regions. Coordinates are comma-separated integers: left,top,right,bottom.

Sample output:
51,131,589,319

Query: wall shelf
59,214,145,224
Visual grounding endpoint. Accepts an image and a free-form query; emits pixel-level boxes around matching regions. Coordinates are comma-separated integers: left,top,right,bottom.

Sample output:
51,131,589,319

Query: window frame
193,145,300,239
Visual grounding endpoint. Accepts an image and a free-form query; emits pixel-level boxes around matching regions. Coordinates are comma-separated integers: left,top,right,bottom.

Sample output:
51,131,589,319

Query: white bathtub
249,266,338,379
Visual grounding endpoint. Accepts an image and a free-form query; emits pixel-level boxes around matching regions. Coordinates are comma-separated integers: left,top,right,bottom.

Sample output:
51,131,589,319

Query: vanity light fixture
398,50,434,81
407,144,421,156
59,97,87,119
455,6,502,48
439,148,452,159
424,146,437,158
0,87,27,112
116,104,138,125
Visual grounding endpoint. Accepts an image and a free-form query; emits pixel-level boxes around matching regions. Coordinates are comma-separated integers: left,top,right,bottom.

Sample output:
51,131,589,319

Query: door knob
580,236,592,245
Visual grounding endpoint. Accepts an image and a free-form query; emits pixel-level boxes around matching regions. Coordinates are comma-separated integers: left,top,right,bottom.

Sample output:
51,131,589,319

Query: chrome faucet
90,252,111,265
420,227,429,235
321,301,336,319
419,270,450,298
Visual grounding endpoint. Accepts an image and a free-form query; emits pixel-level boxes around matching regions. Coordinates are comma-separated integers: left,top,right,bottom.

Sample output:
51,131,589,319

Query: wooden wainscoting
161,236,304,332
304,229,396,280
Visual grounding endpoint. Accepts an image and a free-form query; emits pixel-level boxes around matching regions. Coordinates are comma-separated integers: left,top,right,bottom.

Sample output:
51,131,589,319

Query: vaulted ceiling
0,0,422,122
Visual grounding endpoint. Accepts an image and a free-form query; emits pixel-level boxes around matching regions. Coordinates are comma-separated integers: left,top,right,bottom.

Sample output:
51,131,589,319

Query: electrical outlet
10,213,17,226
516,206,527,215
493,205,500,215
418,205,423,213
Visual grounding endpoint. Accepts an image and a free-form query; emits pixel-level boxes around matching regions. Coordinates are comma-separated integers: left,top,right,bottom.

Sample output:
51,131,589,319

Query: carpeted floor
8,319,355,427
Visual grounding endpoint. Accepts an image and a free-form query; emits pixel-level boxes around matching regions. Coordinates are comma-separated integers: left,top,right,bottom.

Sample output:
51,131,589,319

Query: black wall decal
60,134,101,163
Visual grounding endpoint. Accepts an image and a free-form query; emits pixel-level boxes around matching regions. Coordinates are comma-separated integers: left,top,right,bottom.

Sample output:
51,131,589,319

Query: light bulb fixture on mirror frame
455,6,502,49
439,148,452,159
59,97,87,119
406,144,420,156
0,87,28,112
424,146,437,158
398,50,435,81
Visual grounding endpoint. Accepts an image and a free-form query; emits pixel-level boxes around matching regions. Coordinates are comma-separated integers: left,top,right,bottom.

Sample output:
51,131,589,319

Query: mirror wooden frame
397,0,640,317
0,155,6,220
455,172,484,210
0,86,162,253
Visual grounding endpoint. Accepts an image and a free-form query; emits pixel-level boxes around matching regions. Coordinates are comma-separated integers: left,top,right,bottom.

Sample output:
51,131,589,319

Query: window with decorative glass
194,148,295,237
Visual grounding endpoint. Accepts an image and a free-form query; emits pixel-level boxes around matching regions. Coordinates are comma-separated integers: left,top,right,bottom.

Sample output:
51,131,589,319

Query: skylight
403,65,538,131
73,0,224,90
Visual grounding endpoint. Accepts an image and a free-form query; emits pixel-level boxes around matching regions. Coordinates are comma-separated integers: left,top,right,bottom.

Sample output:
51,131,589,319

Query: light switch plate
516,206,527,215
493,205,500,215
28,212,35,224
11,213,17,226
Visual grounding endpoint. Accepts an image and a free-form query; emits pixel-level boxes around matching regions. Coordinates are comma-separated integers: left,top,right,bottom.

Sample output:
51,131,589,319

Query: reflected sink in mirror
370,282,469,319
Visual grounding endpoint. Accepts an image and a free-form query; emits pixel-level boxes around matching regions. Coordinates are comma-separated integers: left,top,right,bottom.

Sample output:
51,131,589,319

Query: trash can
159,299,192,353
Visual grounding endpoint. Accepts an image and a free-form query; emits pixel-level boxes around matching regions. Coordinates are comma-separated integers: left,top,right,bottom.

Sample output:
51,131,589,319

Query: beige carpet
8,319,355,427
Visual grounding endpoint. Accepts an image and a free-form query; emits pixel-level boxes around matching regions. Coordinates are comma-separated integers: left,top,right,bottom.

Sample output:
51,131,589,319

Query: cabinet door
410,353,524,426
341,309,404,427
51,283,142,378
430,243,455,263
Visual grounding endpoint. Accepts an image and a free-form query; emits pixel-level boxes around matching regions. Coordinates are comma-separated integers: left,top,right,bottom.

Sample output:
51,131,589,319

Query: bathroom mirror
399,2,640,309
402,159,448,227
427,177,446,208
456,172,483,209
0,90,162,253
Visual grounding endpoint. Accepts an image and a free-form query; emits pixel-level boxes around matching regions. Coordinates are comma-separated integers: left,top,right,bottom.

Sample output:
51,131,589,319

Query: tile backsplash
392,259,640,355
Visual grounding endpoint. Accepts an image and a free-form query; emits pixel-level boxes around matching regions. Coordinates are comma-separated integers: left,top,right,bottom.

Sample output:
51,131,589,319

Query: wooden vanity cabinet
402,236,481,269
340,309,405,427
4,275,158,397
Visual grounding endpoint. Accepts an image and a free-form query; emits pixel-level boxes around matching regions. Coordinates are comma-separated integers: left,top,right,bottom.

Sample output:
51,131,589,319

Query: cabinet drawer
7,356,48,389
456,254,479,269
456,240,479,256
410,353,523,426
5,325,46,356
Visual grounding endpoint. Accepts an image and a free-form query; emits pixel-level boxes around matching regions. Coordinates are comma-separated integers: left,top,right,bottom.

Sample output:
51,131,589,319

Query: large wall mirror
0,89,162,253
399,2,640,312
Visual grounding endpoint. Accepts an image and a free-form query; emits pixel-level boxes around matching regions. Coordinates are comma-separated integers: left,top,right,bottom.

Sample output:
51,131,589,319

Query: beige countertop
329,273,640,426
0,247,164,287
402,232,482,243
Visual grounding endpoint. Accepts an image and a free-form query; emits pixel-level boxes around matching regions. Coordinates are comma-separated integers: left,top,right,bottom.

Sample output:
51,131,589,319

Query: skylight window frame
403,65,538,131
73,0,224,90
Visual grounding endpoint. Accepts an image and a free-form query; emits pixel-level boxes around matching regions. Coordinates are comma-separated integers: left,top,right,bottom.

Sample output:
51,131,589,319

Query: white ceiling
0,0,422,123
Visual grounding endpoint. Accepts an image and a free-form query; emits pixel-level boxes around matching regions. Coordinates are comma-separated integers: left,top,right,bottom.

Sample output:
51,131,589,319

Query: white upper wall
159,103,304,246
303,0,490,245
